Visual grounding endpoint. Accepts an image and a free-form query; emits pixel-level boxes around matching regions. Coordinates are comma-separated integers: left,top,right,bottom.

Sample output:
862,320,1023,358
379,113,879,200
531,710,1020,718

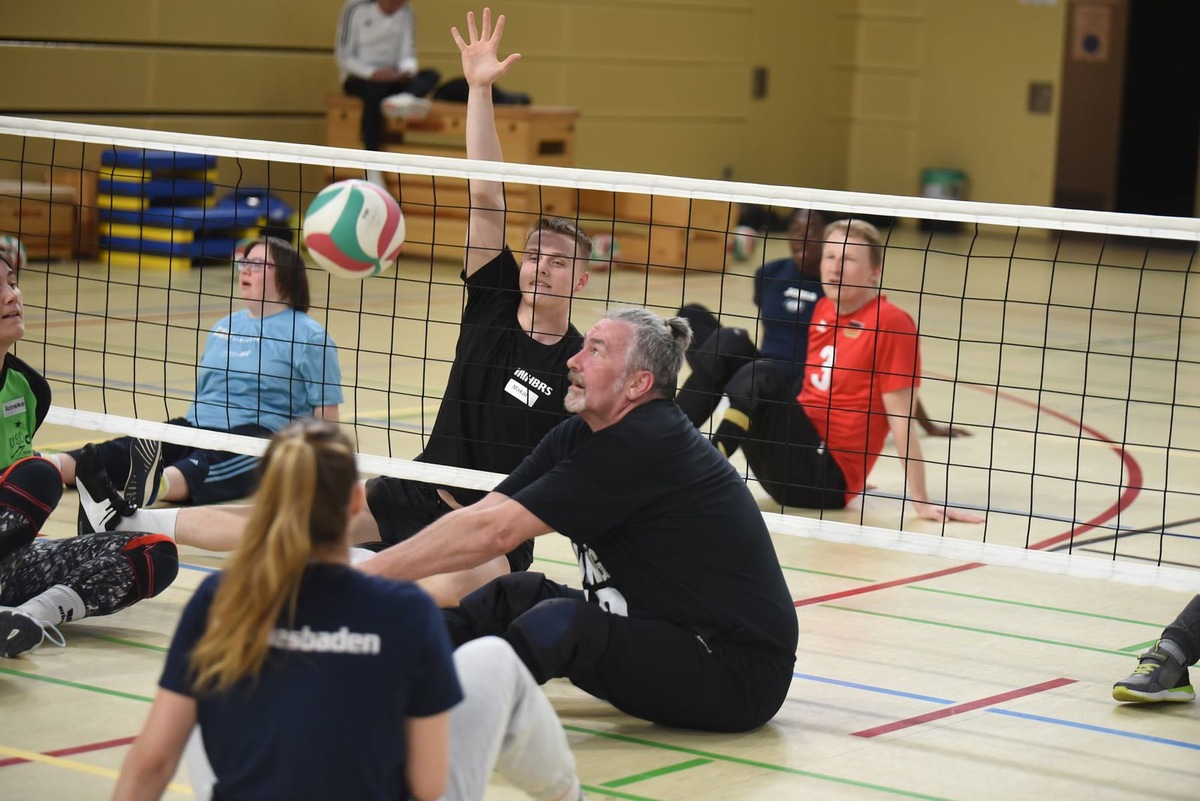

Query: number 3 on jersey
810,344,834,393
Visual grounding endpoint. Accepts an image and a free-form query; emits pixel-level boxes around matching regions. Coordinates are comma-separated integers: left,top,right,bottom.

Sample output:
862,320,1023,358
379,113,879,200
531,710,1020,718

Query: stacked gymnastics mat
97,149,264,271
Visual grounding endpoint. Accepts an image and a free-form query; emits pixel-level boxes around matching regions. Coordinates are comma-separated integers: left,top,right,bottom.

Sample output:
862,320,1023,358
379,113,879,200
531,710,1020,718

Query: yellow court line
0,743,192,794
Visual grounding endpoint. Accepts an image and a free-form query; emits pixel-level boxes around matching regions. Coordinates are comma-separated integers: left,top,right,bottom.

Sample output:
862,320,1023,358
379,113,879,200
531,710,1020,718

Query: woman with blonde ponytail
113,419,461,801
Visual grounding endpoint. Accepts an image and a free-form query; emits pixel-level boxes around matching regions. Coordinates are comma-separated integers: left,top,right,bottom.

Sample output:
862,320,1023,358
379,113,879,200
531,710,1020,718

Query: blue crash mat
101,149,217,172
99,176,215,200
99,234,243,259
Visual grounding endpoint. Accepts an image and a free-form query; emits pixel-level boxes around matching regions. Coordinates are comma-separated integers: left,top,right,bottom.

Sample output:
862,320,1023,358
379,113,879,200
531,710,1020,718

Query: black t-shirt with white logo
496,400,799,659
418,248,582,505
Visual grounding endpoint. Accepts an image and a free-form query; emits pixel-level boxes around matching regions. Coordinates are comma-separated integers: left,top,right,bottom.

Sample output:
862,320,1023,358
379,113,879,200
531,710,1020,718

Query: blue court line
987,709,1200,750
793,673,1200,751
793,673,954,705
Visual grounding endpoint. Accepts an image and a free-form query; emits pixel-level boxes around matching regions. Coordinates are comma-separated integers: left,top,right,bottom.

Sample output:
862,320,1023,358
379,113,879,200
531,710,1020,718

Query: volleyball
726,225,759,261
301,179,405,279
589,233,620,268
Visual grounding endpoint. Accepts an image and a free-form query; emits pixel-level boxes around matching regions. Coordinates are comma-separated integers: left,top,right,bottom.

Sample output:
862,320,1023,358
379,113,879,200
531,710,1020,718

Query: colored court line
793,673,1200,751
907,586,1171,627
565,726,961,801
0,736,134,769
0,743,192,794
850,677,1077,738
793,673,954,705
820,604,1133,656
793,381,1143,607
795,563,982,607
0,665,153,703
987,709,1200,751
579,785,660,801
601,758,713,788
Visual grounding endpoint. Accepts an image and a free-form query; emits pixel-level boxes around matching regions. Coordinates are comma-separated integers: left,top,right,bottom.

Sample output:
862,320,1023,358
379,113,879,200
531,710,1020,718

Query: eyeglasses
234,259,273,273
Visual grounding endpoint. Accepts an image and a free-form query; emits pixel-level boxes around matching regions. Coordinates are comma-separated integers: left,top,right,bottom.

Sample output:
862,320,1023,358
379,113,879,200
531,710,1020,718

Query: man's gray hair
605,307,693,399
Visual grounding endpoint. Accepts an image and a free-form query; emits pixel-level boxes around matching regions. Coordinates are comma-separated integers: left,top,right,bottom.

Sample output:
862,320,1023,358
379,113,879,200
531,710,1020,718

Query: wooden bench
325,94,581,261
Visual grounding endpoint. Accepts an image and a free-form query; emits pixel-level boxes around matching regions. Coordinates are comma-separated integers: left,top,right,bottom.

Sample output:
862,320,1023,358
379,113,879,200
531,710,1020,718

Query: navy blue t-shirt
753,257,824,373
161,563,462,801
496,400,798,659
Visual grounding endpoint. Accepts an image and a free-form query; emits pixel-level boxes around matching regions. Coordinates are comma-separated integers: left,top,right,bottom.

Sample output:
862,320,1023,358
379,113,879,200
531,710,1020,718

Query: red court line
793,381,1143,607
851,677,1077,738
0,735,135,768
795,563,982,607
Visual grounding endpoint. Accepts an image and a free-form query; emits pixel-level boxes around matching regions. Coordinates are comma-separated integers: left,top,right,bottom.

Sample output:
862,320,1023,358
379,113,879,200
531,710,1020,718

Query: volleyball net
1,115,1197,593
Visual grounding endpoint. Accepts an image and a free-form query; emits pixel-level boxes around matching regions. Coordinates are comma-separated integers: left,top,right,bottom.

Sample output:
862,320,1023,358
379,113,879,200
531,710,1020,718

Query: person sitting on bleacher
336,0,441,162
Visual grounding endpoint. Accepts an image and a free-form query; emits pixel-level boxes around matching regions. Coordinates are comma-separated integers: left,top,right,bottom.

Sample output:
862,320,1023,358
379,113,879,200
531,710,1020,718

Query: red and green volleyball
302,179,405,279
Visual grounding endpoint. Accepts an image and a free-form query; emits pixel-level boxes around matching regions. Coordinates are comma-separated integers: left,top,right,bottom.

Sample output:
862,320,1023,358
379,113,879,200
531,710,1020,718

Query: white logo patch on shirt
505,378,538,407
3,398,27,418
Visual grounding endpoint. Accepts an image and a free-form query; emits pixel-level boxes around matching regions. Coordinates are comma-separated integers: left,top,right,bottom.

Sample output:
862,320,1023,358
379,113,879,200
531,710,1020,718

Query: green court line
907,587,1169,627
565,726,959,801
783,565,874,581
0,666,153,703
580,785,660,801
821,604,1131,657
73,631,169,653
1120,639,1158,653
1,661,951,800
602,758,713,788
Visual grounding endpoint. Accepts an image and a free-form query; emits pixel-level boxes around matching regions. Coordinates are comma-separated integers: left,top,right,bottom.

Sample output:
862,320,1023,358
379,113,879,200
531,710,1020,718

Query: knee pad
0,456,63,529
507,597,610,685
0,457,63,559
121,534,179,601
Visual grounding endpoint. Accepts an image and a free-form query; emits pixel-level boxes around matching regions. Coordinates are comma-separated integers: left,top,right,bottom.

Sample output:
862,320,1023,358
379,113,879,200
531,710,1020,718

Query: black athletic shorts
364,476,534,572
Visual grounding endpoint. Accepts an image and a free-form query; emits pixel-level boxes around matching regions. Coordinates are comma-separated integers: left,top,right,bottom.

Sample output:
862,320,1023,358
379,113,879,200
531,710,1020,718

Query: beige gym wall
1,0,1068,206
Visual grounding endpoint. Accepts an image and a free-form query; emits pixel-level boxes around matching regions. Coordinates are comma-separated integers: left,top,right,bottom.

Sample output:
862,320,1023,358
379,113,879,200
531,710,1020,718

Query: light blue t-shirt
186,308,343,432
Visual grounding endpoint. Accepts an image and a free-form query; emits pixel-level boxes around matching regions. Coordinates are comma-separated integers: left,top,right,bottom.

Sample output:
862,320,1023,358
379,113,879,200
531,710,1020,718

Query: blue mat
99,234,243,259
99,177,214,200
101,149,216,172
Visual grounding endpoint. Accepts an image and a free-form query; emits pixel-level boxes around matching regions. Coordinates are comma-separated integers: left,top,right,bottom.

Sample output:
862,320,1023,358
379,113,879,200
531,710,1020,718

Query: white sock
117,506,180,540
43,453,63,473
19,584,87,625
349,547,376,565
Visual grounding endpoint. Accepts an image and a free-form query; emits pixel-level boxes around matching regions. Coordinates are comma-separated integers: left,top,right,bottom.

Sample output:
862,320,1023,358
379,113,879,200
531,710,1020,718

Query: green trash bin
920,168,965,231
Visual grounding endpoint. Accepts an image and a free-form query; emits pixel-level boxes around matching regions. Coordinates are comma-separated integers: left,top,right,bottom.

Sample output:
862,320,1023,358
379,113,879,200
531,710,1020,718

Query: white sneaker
0,607,66,658
381,93,432,120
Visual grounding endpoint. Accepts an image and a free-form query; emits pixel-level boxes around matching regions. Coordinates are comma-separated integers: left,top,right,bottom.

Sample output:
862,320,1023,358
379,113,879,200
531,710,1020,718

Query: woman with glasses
54,236,343,514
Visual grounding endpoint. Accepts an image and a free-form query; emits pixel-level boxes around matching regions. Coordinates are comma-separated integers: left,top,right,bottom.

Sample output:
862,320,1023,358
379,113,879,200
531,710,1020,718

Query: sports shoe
381,92,432,120
123,438,164,509
1112,640,1195,703
0,607,66,658
76,443,136,535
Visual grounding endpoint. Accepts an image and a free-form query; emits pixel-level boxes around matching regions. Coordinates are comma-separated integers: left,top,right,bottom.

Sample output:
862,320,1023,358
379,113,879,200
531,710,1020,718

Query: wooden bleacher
325,94,579,262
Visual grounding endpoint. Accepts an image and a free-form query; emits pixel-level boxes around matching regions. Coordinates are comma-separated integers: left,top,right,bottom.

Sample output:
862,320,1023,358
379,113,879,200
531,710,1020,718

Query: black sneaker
76,444,136,534
1113,641,1195,703
0,607,66,658
124,438,164,509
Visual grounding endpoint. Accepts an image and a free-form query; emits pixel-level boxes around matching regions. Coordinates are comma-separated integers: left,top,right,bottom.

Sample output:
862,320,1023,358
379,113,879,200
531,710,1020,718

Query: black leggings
743,397,848,509
0,532,178,616
445,571,795,732
342,70,441,151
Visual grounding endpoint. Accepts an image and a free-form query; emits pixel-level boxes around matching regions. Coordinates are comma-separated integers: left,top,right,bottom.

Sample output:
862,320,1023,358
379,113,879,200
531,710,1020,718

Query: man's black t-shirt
419,248,582,505
495,400,798,657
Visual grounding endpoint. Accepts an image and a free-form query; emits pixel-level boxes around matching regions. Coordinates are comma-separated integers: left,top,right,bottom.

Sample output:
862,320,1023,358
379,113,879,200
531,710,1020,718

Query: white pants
448,636,580,801
184,636,579,801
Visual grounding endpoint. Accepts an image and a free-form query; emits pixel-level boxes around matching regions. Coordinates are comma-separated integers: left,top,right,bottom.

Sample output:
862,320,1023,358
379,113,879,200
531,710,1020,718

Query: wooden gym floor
3,222,1198,800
